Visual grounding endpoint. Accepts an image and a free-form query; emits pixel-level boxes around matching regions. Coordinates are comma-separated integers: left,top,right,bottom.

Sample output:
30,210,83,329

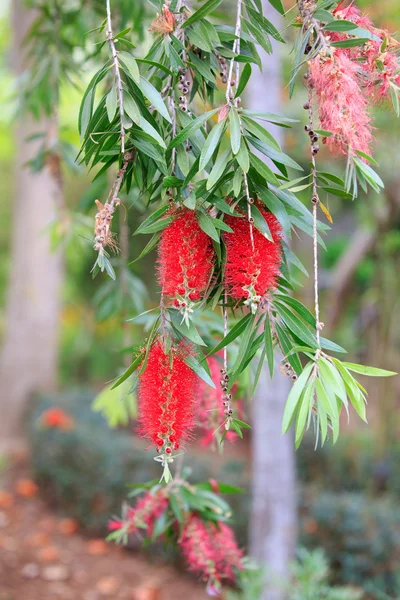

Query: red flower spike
108,489,168,537
157,208,215,318
138,340,199,450
310,51,373,157
179,515,243,591
224,204,282,310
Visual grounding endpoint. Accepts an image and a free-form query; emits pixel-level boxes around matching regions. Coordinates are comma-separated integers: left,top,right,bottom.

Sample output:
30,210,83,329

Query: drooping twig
105,0,125,153
93,152,134,253
306,77,323,349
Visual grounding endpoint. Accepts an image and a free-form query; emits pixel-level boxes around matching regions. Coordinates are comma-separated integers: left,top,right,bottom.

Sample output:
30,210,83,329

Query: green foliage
300,493,400,599
227,549,363,600
289,549,363,600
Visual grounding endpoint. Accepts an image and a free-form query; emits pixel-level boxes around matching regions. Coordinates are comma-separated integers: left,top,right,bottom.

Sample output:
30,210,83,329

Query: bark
248,3,297,597
0,1,63,450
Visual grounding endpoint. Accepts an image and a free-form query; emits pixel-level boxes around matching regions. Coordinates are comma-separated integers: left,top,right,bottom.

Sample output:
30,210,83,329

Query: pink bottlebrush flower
310,51,373,156
138,340,199,452
224,203,282,308
333,2,375,31
331,3,400,102
108,489,168,537
157,208,215,311
179,515,243,590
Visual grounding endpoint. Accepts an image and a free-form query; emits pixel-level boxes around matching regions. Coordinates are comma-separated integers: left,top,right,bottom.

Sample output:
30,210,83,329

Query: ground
0,455,209,600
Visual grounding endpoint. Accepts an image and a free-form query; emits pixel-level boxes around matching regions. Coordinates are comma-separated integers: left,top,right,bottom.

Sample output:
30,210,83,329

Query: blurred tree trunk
0,1,63,450
248,3,297,598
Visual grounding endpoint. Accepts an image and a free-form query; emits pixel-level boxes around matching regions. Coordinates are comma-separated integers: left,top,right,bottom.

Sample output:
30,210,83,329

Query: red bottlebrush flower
224,204,282,310
179,515,243,591
108,489,168,537
40,407,74,431
138,340,199,452
157,208,215,315
309,51,373,156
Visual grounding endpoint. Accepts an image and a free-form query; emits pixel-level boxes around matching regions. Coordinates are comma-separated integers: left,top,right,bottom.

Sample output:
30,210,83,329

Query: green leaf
277,304,318,349
268,0,284,15
243,117,281,151
246,5,285,43
315,376,338,420
274,295,316,328
319,358,348,410
111,352,143,390
182,0,223,28
213,218,233,233
136,216,173,235
353,157,384,191
321,186,353,199
235,63,252,98
229,314,257,381
134,205,170,235
264,313,275,378
341,363,397,377
247,136,303,171
204,313,253,359
129,232,161,264
169,310,207,346
229,109,242,155
331,358,367,422
186,22,213,52
106,86,117,122
206,149,231,190
233,418,251,429
251,203,272,240
169,108,218,150
119,51,140,83
250,154,280,186
236,139,250,173
139,76,171,123
331,38,369,48
198,212,220,242
123,91,141,124
324,20,363,32
319,337,347,354
282,362,313,433
184,354,216,388
295,381,315,447
140,118,167,148
199,120,226,171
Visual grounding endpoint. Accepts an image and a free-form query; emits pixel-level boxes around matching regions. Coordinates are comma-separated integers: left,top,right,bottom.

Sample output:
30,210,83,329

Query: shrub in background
28,390,249,535
300,492,400,598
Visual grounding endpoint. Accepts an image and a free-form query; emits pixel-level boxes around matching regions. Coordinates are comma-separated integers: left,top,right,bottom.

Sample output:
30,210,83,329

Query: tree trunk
248,3,297,598
0,1,63,451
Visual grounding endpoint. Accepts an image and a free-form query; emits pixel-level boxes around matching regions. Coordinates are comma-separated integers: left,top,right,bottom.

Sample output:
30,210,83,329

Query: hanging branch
305,76,323,350
105,0,125,153
225,0,254,250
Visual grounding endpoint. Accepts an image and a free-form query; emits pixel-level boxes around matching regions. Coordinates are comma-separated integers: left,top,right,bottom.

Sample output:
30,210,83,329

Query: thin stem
307,80,322,348
225,0,243,105
225,0,254,249
106,0,125,153
223,290,228,373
